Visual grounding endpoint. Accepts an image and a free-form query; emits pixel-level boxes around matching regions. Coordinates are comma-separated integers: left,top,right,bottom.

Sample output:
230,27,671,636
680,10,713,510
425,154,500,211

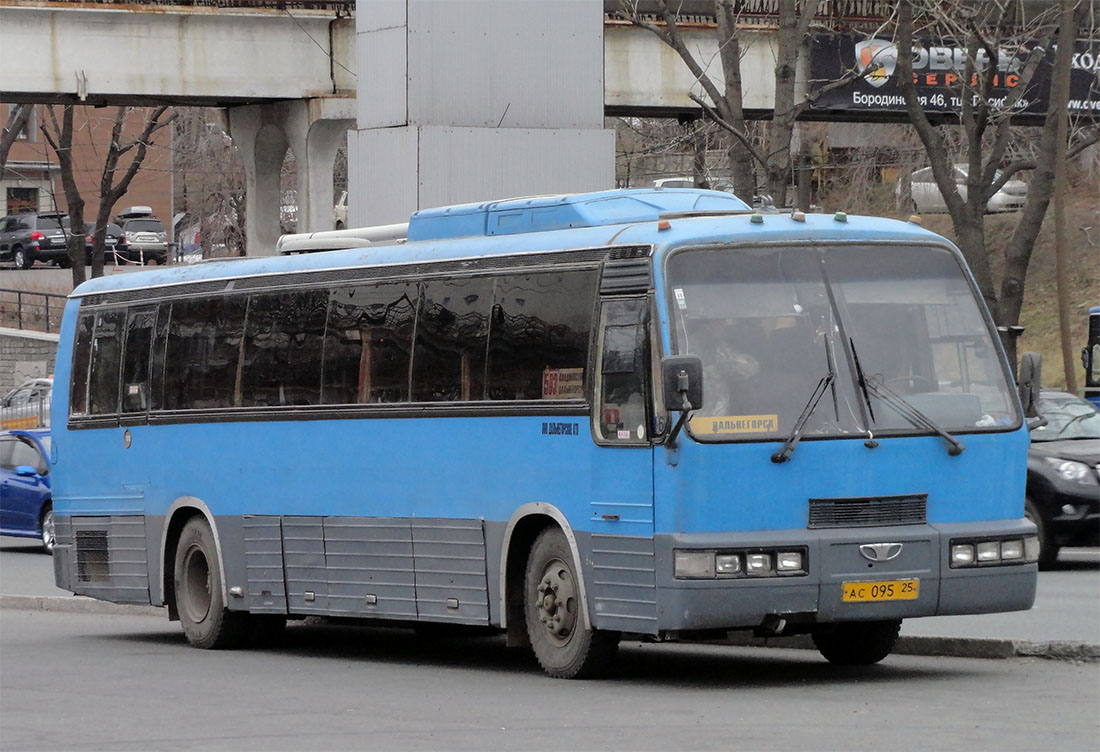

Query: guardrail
0,399,50,430
22,1,354,9
0,289,66,334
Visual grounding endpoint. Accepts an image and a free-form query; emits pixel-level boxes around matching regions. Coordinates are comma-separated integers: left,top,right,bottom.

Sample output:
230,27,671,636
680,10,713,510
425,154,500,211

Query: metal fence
26,1,354,10
0,399,50,430
0,289,67,334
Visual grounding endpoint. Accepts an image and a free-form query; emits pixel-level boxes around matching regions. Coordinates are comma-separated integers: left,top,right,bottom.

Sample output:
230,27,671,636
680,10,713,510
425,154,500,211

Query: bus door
587,294,658,634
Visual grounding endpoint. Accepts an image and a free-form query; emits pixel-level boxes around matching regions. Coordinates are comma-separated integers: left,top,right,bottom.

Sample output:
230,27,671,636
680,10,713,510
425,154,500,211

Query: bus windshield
667,243,1019,442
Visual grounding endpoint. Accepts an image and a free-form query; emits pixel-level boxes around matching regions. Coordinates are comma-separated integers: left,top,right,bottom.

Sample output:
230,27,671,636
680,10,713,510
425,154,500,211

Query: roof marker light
908,214,922,225
833,211,848,223
790,210,806,222
657,219,672,231
750,213,764,224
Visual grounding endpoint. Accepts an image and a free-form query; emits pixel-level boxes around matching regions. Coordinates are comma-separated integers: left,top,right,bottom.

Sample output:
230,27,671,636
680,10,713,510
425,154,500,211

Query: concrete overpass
0,0,892,249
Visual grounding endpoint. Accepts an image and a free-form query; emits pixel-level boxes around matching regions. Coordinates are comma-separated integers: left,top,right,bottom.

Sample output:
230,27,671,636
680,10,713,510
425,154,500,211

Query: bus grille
808,494,927,528
75,530,110,582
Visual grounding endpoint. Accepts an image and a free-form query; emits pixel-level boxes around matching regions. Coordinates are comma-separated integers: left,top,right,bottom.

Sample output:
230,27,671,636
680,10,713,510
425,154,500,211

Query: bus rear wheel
812,619,901,665
173,517,248,649
524,527,619,679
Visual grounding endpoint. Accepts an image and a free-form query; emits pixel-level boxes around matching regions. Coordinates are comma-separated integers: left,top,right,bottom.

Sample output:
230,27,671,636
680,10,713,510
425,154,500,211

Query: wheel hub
535,559,578,645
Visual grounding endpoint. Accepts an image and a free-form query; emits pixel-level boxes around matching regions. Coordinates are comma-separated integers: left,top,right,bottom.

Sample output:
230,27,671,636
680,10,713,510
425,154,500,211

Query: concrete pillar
228,104,289,256
284,99,355,234
228,98,354,255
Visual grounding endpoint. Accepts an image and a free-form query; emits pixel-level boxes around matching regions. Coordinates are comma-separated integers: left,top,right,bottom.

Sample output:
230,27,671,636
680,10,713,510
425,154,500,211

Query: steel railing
23,1,354,10
0,289,67,334
0,398,50,430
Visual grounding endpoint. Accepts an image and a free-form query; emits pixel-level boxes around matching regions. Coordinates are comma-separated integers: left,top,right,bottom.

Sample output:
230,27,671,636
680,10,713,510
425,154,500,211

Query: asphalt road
1,608,1098,752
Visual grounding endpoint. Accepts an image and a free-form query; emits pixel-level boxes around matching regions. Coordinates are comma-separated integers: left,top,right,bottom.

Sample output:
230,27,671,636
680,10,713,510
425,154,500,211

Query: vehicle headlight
1043,457,1096,484
1023,536,1040,563
745,553,772,575
715,554,742,575
951,544,975,566
976,541,1001,563
776,551,804,572
1000,539,1024,560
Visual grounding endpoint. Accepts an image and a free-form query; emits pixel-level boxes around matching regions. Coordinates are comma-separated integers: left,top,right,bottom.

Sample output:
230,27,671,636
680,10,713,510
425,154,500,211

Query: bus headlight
673,547,807,579
776,551,804,572
1000,539,1024,561
976,541,1001,563
674,551,715,579
951,544,975,566
950,537,1040,567
745,553,772,575
715,554,742,574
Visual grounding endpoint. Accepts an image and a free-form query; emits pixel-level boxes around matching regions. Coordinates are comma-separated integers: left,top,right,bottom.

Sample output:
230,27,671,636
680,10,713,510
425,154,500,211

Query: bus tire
523,527,619,679
173,517,248,649
812,620,900,665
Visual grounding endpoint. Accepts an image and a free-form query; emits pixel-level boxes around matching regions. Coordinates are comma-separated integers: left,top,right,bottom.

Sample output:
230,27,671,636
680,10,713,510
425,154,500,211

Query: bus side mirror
661,355,704,412
1018,351,1042,419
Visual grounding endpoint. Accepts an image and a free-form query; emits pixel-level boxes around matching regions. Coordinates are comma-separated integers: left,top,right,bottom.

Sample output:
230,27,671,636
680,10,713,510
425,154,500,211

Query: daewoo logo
859,543,903,562
856,39,898,88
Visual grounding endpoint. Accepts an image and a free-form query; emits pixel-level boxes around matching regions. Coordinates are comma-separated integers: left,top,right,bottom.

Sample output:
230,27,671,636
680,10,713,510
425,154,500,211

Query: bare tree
173,109,247,258
38,106,88,286
41,105,175,285
620,0,881,205
1,103,33,180
895,0,1100,369
87,106,175,277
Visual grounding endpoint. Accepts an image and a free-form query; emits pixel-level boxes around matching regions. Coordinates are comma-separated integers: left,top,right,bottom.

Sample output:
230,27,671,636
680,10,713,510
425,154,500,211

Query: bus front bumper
646,521,1038,634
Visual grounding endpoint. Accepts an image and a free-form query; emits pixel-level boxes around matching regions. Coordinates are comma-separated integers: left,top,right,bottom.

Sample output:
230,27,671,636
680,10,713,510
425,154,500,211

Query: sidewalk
3,536,1097,661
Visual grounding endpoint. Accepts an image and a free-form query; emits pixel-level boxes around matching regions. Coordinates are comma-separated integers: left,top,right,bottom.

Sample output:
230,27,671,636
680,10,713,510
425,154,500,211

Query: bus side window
322,281,418,404
88,309,126,416
412,277,492,402
121,306,156,414
595,298,649,443
486,269,597,401
69,313,95,416
241,290,327,407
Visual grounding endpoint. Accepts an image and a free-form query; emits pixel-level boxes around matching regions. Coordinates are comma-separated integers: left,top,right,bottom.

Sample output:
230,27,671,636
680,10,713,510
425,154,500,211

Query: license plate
842,579,919,603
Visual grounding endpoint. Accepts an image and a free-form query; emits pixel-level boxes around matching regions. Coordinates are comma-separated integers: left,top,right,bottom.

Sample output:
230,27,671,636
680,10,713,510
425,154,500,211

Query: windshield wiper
862,374,965,456
772,328,837,464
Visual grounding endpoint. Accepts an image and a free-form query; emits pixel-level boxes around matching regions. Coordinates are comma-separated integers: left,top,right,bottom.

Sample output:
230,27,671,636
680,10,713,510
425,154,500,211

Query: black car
0,211,71,269
61,218,124,265
1026,391,1100,568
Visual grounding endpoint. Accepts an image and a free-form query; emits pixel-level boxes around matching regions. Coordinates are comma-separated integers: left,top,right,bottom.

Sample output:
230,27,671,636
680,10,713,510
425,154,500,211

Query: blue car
0,429,53,552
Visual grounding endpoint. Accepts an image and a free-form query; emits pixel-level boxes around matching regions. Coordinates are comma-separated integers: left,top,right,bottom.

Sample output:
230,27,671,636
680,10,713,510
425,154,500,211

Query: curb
0,594,164,617
3,595,1096,663
724,631,1100,662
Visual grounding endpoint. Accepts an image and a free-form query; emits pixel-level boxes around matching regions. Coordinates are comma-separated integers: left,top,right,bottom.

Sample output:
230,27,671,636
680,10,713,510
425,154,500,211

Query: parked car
0,211,71,269
115,206,168,264
899,165,1028,214
0,377,52,430
61,218,124,265
0,429,53,552
1026,390,1100,568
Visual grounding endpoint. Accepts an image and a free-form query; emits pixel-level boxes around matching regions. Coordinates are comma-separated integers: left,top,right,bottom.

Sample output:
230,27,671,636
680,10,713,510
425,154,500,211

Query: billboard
809,34,1100,118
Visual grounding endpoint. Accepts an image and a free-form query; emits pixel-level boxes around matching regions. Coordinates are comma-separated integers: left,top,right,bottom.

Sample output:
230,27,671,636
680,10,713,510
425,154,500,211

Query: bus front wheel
523,527,619,679
173,517,248,649
812,619,901,665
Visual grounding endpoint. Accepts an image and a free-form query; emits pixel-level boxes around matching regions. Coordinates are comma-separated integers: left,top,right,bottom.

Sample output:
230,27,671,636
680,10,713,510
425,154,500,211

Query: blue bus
1084,306,1100,406
51,189,1038,678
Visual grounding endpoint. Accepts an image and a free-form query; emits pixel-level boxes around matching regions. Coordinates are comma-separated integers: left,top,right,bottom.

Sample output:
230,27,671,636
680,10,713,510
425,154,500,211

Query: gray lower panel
242,516,287,614
324,517,417,619
584,533,658,634
411,518,489,624
282,517,329,614
67,515,150,604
